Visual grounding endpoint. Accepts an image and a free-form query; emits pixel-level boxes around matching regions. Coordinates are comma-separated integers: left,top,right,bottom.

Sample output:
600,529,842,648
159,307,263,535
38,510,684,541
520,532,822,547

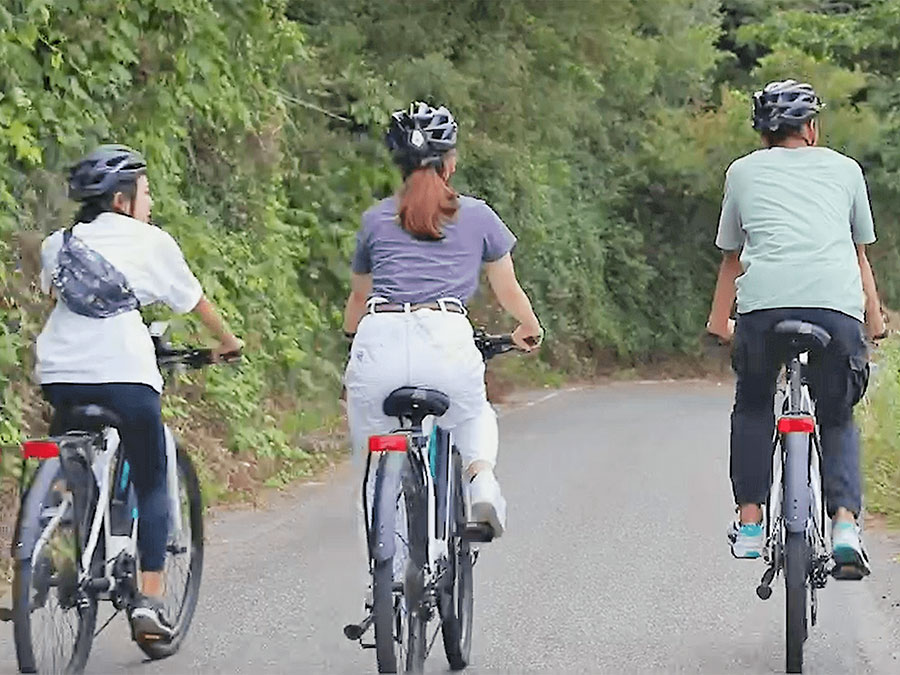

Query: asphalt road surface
2,382,900,673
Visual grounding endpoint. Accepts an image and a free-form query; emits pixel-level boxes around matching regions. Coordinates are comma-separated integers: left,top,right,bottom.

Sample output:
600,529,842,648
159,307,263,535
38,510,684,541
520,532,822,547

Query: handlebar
153,338,241,371
473,330,518,361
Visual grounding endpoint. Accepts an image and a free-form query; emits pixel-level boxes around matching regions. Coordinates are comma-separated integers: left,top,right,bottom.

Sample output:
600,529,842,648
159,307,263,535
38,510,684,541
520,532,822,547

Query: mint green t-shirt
715,147,876,322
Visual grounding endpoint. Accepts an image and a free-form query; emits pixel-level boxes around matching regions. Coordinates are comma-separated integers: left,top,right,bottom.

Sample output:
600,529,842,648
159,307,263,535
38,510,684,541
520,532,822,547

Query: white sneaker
468,470,507,538
727,521,764,559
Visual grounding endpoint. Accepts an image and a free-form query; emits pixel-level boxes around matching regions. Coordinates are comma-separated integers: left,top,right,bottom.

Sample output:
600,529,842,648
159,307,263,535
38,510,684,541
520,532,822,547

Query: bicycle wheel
13,456,99,674
137,443,204,660
371,454,427,674
440,450,473,671
785,531,809,674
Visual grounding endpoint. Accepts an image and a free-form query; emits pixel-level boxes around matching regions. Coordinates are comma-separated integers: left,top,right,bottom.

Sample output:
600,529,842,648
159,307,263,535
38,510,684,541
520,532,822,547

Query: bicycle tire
440,450,473,671
785,531,809,674
13,456,99,674
137,444,204,660
371,454,427,673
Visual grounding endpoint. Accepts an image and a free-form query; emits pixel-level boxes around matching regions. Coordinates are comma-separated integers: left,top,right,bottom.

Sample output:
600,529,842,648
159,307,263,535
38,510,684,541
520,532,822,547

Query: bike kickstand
756,564,777,600
343,613,374,645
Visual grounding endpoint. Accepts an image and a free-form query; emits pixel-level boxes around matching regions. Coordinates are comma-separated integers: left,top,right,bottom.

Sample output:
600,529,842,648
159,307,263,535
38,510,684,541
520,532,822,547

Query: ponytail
398,167,459,240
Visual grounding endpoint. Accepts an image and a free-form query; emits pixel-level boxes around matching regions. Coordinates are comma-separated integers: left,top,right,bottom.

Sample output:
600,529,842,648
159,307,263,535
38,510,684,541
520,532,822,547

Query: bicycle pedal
462,523,494,543
832,563,867,581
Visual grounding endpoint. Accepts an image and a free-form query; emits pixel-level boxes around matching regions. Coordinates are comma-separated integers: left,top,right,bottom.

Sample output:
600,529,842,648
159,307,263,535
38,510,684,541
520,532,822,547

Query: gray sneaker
129,595,174,643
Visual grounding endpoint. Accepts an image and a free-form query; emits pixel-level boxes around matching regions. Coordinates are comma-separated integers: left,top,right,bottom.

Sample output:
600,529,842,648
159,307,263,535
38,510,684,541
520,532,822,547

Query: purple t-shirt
352,194,516,304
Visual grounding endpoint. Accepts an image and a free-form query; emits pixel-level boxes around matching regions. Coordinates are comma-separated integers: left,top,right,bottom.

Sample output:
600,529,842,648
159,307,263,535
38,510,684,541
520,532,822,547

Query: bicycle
749,320,868,674
6,322,238,673
343,330,521,673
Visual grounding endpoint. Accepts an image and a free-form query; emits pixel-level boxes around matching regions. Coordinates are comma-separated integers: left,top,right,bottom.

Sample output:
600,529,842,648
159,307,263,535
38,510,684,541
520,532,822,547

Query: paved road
2,383,900,673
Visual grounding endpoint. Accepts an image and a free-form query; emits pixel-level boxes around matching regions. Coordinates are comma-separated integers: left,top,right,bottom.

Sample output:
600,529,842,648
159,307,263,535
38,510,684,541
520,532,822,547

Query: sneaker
129,595,174,643
832,521,871,578
468,470,507,539
727,521,764,559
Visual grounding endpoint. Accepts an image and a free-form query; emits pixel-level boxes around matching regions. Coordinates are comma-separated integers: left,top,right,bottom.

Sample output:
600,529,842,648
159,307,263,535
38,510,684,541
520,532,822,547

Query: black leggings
42,383,169,571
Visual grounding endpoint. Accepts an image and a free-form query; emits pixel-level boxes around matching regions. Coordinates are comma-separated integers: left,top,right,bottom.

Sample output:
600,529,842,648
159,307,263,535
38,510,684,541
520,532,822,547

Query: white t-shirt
36,212,204,392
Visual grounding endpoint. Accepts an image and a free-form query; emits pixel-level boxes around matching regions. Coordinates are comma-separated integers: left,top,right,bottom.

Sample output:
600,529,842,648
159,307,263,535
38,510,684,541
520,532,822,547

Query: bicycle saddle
68,404,123,432
772,320,832,354
383,387,450,425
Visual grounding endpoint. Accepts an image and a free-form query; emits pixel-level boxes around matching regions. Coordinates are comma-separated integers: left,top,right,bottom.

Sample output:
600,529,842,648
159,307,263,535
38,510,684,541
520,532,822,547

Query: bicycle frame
761,351,829,603
28,424,184,603
769,354,826,545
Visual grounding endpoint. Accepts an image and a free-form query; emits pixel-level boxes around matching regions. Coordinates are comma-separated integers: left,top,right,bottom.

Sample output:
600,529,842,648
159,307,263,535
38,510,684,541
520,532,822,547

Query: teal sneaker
727,521,764,559
832,521,870,579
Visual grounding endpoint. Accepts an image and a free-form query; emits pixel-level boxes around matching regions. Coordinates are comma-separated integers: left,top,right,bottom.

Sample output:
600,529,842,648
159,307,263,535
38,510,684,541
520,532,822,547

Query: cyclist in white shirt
36,145,242,641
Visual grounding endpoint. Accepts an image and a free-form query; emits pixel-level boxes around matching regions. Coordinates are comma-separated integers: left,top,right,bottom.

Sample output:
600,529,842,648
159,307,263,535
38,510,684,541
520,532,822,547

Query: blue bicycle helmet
752,80,823,133
68,145,147,201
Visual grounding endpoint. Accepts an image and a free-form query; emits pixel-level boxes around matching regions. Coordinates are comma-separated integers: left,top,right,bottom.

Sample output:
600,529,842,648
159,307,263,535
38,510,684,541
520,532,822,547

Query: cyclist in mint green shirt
707,80,885,574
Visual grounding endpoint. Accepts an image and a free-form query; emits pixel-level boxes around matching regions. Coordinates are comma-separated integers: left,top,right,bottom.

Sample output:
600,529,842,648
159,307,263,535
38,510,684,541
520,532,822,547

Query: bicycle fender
12,458,62,561
783,432,811,534
370,452,406,563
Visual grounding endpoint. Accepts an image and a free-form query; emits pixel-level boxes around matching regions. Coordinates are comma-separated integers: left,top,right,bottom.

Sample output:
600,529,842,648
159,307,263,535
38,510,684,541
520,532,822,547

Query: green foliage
858,338,900,525
3,0,900,485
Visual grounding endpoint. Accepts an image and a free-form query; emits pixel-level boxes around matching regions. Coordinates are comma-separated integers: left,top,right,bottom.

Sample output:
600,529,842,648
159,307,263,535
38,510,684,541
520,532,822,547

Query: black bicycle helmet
385,102,458,172
752,80,823,133
68,144,147,201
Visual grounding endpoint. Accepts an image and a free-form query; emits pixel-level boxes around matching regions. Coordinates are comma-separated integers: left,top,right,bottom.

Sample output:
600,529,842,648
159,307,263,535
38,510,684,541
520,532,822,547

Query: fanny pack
51,228,140,319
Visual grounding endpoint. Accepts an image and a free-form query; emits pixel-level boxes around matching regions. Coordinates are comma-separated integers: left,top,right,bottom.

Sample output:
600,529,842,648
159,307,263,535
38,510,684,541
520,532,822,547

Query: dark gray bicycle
750,320,868,674
344,331,523,673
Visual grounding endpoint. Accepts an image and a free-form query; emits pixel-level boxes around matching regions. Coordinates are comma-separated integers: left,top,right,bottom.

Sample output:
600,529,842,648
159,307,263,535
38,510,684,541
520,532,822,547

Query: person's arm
857,244,886,339
153,231,241,359
192,296,242,359
707,251,741,342
707,163,744,342
343,273,373,334
484,253,542,351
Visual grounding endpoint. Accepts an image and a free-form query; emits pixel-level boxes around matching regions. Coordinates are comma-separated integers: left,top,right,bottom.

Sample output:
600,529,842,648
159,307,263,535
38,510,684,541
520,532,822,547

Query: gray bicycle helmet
68,144,147,201
752,80,823,133
386,102,458,172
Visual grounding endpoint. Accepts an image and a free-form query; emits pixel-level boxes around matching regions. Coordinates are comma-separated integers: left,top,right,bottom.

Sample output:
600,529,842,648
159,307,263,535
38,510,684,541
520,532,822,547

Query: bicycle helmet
68,144,147,201
385,102,458,172
752,80,823,133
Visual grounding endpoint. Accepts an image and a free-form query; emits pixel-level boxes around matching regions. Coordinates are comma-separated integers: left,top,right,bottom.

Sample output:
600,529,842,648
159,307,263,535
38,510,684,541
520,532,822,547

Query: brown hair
398,165,459,240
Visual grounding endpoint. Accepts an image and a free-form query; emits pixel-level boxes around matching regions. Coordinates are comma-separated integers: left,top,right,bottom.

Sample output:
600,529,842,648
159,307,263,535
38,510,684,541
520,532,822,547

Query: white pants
345,308,499,470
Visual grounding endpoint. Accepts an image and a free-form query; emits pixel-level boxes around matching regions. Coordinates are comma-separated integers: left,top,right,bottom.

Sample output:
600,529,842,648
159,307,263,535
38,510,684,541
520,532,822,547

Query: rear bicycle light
777,416,815,434
21,440,60,459
368,434,408,452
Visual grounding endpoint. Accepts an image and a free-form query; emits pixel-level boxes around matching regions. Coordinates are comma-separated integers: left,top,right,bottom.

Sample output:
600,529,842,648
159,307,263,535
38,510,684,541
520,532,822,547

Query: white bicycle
7,323,236,673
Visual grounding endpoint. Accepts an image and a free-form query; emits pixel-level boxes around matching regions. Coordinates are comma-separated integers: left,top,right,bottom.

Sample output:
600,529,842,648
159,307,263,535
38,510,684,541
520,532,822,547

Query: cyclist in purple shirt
343,102,543,538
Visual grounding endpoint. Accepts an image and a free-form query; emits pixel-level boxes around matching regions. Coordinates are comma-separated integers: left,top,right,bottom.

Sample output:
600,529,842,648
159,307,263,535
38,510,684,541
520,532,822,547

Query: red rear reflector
777,417,815,434
368,435,408,452
22,440,60,459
